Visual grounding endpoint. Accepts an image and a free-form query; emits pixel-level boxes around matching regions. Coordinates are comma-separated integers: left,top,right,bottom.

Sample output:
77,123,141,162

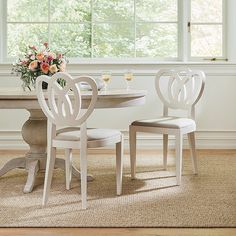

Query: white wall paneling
0,63,236,149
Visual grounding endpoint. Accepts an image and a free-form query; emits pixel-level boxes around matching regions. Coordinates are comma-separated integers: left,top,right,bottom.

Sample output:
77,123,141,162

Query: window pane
191,0,222,23
50,0,91,22
7,0,48,22
93,0,134,22
5,0,182,60
191,25,222,57
136,0,177,22
136,23,178,58
7,24,48,57
50,24,91,58
93,23,134,57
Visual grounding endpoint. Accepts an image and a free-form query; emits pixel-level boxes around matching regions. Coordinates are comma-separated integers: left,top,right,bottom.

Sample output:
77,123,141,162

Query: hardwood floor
0,149,236,236
0,228,236,236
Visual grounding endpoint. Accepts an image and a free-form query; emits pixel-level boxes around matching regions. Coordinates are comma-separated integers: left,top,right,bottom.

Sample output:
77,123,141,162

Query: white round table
0,88,146,193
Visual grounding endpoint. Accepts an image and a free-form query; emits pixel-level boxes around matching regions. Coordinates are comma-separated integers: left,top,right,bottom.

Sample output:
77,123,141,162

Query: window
189,0,226,60
6,0,92,58
1,0,226,62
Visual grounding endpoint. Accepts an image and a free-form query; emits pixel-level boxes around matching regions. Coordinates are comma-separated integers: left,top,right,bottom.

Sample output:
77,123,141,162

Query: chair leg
80,124,87,210
129,125,137,180
188,132,198,174
116,135,124,196
163,134,168,170
65,148,72,190
175,133,183,186
42,146,56,206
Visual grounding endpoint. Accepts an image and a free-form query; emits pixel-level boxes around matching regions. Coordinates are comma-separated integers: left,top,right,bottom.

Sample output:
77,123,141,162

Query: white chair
129,68,205,185
36,72,123,209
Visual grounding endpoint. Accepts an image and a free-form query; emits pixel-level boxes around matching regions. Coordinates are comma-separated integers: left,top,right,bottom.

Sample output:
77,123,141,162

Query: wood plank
0,228,235,236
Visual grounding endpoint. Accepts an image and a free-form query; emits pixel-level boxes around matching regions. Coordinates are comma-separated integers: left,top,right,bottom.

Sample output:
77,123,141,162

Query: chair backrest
155,68,206,119
36,72,98,127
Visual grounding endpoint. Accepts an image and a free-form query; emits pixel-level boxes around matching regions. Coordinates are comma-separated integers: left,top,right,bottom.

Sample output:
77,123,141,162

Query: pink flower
28,60,38,71
43,42,49,48
47,56,53,62
30,55,35,60
48,52,56,59
57,53,63,59
21,60,28,65
29,45,37,50
21,58,29,64
40,62,49,74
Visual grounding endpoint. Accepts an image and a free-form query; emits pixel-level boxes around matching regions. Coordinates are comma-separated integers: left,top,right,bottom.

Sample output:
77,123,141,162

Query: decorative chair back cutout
155,68,206,112
36,72,98,126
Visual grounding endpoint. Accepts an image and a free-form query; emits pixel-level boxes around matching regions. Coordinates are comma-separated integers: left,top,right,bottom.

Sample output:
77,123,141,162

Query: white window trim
0,0,229,64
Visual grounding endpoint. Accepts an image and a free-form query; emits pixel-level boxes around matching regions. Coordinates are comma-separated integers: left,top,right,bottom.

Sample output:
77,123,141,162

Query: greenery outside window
0,0,226,62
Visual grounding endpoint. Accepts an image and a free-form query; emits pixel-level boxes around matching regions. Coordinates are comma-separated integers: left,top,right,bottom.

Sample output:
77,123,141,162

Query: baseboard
0,131,27,149
0,130,236,149
132,131,236,149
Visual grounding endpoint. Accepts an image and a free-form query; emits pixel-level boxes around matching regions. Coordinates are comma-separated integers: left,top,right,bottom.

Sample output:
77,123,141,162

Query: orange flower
28,60,38,71
36,52,44,61
40,62,49,74
49,64,58,74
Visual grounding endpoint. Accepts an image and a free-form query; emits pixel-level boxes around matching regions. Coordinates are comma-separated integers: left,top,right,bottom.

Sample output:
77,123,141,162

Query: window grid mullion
6,22,89,24
185,0,191,61
92,21,177,24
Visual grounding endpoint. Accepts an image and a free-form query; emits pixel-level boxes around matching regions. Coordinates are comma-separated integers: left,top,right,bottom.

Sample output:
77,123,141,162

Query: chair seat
132,116,196,129
55,128,121,142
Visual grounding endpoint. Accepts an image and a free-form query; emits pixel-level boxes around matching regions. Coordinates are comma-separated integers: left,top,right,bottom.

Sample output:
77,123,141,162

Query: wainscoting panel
0,63,236,149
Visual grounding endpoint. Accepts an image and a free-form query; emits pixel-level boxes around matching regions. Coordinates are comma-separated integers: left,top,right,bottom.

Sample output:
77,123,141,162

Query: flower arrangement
12,42,68,90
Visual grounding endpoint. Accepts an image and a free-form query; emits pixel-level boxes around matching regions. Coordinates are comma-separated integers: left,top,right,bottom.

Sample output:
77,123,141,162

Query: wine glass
124,70,133,90
101,70,112,92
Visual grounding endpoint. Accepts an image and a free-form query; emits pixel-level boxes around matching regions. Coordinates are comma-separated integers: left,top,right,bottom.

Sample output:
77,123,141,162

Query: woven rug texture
0,151,236,227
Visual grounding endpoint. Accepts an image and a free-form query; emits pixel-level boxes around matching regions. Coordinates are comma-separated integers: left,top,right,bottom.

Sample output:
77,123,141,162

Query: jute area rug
0,150,236,227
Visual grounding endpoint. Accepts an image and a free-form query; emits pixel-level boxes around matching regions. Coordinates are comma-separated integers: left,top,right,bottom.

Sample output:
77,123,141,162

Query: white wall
0,63,236,149
0,1,236,149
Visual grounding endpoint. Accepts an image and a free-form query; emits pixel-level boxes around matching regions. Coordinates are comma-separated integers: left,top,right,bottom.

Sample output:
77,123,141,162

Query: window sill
63,58,235,65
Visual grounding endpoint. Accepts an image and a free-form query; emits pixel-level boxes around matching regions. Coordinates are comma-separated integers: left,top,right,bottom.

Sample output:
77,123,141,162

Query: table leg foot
0,157,26,177
23,160,39,193
55,158,94,182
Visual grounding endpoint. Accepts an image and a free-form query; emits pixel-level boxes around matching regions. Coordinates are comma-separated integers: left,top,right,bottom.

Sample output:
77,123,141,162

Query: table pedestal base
0,109,93,193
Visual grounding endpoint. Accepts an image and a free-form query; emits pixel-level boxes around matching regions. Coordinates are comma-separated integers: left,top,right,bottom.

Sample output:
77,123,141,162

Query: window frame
0,0,227,63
